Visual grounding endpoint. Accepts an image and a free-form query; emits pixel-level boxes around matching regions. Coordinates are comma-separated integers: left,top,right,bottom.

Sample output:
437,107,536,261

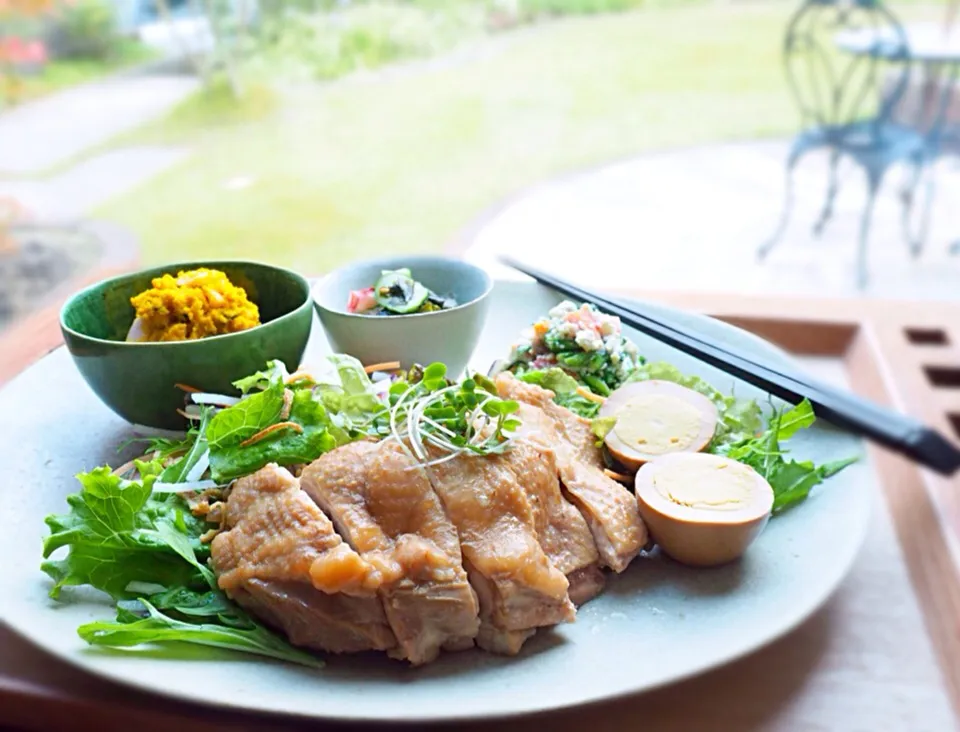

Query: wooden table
2,290,959,732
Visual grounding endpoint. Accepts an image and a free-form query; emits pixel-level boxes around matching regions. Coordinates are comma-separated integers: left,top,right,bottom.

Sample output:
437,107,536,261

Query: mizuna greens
716,399,858,514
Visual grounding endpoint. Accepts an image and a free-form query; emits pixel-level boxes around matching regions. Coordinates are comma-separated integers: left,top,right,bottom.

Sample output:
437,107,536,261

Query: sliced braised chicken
207,376,653,665
423,447,576,654
210,464,397,654
231,579,396,654
496,372,648,572
500,442,604,605
301,442,480,665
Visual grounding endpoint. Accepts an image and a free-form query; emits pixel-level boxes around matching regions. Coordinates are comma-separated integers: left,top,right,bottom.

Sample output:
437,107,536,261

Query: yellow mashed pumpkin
129,268,260,342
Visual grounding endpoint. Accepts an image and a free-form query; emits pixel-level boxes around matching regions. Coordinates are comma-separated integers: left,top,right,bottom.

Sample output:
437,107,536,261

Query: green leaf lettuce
41,460,208,600
207,355,386,483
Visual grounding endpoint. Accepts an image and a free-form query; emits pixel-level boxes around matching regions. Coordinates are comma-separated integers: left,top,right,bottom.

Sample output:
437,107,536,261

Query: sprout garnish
385,363,521,468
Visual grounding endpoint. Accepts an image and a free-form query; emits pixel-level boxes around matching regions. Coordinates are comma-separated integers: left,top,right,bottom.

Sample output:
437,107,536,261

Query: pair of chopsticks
500,257,960,477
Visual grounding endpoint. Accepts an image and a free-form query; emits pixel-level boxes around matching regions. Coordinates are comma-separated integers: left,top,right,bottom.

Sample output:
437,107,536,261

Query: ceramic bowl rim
59,259,312,348
311,255,494,321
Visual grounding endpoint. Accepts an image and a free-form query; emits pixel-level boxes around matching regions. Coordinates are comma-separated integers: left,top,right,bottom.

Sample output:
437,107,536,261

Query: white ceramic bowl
312,255,493,376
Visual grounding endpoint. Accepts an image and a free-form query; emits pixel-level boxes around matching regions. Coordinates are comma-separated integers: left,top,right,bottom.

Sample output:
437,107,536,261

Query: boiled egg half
599,380,718,470
634,452,774,567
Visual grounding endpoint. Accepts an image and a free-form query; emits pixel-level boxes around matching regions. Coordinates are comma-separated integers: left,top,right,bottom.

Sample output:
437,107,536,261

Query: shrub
49,0,118,60
253,2,486,81
517,0,646,13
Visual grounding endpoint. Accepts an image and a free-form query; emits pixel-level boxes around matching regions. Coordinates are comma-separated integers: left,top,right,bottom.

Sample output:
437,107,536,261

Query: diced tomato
531,354,557,369
347,287,377,313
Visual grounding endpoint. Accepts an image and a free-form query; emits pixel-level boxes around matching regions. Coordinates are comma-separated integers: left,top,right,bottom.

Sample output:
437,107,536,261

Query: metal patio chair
758,0,930,288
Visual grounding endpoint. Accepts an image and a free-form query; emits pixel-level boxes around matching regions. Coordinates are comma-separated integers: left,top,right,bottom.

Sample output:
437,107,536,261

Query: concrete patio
463,138,960,301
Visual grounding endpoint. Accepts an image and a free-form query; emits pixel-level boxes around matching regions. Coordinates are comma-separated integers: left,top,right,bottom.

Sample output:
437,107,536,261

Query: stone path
464,139,960,300
0,147,190,221
0,74,197,175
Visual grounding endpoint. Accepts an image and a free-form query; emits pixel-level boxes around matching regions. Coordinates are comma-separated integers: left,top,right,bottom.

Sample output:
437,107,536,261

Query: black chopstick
500,257,960,477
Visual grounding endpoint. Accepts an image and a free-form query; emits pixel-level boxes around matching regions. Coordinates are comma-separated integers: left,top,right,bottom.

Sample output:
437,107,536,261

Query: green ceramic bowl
60,260,313,430
312,255,493,378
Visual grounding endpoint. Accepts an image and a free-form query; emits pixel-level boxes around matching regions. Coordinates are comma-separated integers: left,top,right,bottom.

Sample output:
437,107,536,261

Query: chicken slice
465,557,536,655
424,448,576,654
232,579,396,654
566,564,607,605
301,441,480,665
210,464,396,654
496,373,647,572
500,442,604,604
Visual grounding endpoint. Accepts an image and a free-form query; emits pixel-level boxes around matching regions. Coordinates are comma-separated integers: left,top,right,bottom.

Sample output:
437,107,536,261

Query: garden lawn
94,3,830,271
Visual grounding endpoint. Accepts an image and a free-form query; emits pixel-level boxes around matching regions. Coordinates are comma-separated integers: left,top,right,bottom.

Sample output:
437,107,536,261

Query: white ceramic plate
0,281,871,723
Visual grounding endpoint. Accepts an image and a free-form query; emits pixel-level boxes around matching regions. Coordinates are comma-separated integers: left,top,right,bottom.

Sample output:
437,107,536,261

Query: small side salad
503,301,642,417
347,268,457,316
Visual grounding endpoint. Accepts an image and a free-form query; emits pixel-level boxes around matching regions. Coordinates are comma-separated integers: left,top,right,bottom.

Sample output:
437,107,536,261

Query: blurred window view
1,0,959,343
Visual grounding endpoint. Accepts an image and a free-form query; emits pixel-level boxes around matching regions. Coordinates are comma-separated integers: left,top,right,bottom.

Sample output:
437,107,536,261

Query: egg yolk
613,394,704,455
652,459,756,511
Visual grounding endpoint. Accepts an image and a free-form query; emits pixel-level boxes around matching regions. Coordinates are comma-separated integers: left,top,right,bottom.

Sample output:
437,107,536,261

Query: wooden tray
2,291,958,732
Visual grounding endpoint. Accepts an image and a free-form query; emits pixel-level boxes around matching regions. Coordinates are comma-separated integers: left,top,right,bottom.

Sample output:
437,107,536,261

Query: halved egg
634,452,774,567
599,380,718,470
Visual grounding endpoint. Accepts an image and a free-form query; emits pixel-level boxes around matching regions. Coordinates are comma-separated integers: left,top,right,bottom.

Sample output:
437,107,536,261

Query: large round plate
0,281,871,723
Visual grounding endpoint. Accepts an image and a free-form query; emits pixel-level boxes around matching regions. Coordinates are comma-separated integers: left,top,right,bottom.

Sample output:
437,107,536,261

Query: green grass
11,39,158,102
94,1,944,273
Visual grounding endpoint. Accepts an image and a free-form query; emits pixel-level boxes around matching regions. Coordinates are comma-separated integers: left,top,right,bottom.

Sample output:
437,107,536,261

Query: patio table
1,290,959,731
835,22,960,135
835,21,960,255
